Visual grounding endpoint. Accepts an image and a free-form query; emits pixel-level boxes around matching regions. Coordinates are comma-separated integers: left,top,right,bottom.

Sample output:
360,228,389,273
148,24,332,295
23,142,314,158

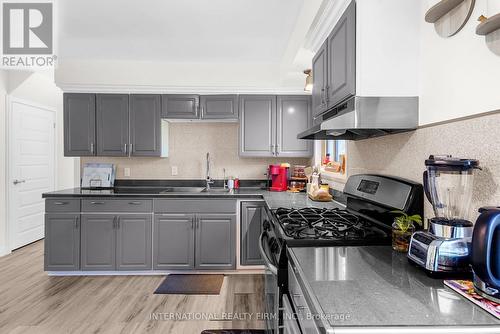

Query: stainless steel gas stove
259,174,423,334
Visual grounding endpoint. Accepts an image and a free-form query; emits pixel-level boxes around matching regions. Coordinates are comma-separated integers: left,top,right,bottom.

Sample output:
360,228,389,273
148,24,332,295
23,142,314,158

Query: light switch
171,166,178,176
124,167,131,177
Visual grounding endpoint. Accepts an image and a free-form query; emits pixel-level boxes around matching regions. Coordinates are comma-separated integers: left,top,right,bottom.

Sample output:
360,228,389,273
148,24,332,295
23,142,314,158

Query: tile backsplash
81,122,310,180
346,111,500,222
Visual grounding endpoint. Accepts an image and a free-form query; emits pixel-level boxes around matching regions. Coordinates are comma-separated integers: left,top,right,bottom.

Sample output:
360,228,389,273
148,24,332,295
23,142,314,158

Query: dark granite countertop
42,187,344,210
287,246,500,332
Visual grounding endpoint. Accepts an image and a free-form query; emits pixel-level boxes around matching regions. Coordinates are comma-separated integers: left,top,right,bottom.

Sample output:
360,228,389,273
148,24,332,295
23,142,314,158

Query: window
321,140,346,174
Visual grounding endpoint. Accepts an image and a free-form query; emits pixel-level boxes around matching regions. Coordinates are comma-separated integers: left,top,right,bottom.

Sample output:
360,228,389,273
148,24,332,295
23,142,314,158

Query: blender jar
424,155,480,224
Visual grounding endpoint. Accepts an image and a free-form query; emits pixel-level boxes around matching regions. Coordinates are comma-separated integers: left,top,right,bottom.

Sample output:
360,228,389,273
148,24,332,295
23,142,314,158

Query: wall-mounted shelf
424,0,475,38
425,0,464,23
476,13,500,35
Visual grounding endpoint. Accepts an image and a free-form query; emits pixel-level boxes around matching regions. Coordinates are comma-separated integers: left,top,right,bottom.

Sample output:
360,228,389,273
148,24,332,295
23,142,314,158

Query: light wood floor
0,241,265,334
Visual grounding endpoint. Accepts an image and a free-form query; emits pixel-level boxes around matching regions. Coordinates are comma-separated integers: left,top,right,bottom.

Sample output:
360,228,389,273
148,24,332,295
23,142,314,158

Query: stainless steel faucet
206,152,214,190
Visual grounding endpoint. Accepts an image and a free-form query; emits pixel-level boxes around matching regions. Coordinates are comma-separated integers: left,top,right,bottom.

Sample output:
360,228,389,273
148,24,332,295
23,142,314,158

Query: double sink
112,186,231,195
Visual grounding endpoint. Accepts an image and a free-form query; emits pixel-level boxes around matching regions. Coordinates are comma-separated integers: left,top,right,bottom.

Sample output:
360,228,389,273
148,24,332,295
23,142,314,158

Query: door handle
54,201,68,205
90,143,94,154
116,217,120,229
123,143,127,154
90,201,105,205
112,216,117,229
129,143,133,157
74,216,79,229
13,179,26,185
128,201,142,205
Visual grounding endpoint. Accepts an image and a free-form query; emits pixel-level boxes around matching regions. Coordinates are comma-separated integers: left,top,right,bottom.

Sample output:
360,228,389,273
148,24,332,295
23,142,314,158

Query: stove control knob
270,238,279,252
263,220,271,231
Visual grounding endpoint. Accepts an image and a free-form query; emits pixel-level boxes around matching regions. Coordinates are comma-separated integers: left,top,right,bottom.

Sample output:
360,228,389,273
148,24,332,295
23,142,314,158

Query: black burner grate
274,207,388,240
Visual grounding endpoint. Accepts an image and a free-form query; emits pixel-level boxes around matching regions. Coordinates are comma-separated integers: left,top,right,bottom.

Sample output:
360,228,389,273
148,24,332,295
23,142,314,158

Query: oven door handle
259,231,278,276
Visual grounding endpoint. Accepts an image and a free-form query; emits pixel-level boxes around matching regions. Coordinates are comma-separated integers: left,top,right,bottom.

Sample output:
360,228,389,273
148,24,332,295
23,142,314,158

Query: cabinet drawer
288,262,321,334
154,199,236,213
82,199,152,212
46,199,80,212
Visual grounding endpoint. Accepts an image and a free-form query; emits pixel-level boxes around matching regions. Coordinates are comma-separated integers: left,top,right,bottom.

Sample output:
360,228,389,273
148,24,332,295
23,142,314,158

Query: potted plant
391,210,422,253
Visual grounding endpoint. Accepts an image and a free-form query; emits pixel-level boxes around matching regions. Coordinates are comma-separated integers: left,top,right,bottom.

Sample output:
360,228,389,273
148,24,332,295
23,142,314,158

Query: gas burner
274,207,387,241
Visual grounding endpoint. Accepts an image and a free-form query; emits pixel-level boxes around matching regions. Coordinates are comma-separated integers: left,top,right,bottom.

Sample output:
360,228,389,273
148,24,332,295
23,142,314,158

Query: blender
408,155,480,275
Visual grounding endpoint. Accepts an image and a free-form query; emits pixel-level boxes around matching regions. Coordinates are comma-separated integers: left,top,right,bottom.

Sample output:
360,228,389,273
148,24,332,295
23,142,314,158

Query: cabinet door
64,93,96,156
196,214,235,270
116,214,152,270
200,95,239,120
240,202,265,266
81,214,116,271
239,95,276,157
130,94,161,157
161,95,199,119
276,96,313,158
153,214,195,270
96,94,130,156
311,42,328,117
326,0,356,108
44,214,80,271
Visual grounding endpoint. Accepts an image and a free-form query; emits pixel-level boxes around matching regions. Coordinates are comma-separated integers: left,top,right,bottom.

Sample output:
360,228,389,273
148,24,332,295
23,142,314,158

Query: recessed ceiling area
58,0,311,63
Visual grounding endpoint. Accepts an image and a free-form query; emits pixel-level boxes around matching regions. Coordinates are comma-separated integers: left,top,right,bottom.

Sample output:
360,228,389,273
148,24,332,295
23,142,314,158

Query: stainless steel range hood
298,96,418,140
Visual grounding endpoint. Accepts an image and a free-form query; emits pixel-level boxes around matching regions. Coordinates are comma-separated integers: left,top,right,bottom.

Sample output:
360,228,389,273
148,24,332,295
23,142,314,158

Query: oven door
259,230,281,334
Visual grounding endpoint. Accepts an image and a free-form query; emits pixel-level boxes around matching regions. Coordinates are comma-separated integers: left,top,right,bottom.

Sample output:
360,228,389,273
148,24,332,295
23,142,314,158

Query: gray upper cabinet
64,93,96,156
129,94,161,157
80,214,116,271
239,95,276,157
44,213,80,271
311,42,328,117
116,214,152,270
326,0,356,108
96,94,130,156
153,214,195,270
200,95,239,120
276,96,313,157
196,214,235,270
240,202,265,266
161,94,199,119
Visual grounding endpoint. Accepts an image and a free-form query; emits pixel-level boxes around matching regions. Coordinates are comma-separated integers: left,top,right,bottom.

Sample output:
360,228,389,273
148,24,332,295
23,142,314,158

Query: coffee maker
408,155,480,275
268,165,288,192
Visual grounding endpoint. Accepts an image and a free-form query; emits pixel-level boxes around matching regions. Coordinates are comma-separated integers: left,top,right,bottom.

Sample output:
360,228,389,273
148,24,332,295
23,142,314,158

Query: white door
9,99,55,250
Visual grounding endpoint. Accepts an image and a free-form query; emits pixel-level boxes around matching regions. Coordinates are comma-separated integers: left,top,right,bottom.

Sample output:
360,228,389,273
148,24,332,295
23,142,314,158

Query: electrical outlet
171,166,178,176
124,167,131,177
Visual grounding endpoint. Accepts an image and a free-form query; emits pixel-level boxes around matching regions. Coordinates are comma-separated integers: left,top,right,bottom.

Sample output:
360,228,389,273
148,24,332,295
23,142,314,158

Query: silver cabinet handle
275,144,279,156
54,201,68,205
90,201,104,205
191,217,195,229
123,143,127,154
129,143,133,157
74,216,79,229
128,201,142,205
90,143,94,154
13,179,26,185
270,144,275,156
112,216,117,229
116,217,120,229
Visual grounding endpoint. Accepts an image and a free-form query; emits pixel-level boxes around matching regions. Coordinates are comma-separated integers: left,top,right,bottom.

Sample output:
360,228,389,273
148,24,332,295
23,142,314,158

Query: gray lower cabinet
276,96,313,157
96,94,130,156
116,214,152,270
129,94,161,157
44,213,80,271
63,93,96,156
81,213,151,271
240,202,265,266
239,95,276,157
196,214,236,270
161,94,199,119
81,214,116,271
200,95,238,120
153,214,195,270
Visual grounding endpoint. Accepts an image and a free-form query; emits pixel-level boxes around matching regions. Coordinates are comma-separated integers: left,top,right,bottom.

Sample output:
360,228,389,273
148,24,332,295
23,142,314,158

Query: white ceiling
58,0,313,63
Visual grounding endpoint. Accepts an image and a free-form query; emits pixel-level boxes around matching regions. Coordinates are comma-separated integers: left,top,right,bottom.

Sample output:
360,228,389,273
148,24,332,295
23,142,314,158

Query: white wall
419,0,500,125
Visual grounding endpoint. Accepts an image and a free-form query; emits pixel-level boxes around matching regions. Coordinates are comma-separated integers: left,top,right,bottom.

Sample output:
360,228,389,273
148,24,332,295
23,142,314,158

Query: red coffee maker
268,165,288,192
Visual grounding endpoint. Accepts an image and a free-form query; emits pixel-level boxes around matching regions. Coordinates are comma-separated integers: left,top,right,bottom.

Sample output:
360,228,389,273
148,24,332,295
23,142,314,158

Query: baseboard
47,269,265,276
0,246,11,258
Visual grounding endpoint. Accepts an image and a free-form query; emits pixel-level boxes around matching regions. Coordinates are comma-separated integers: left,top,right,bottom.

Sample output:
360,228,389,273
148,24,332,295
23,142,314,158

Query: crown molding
57,83,312,95
303,0,351,53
